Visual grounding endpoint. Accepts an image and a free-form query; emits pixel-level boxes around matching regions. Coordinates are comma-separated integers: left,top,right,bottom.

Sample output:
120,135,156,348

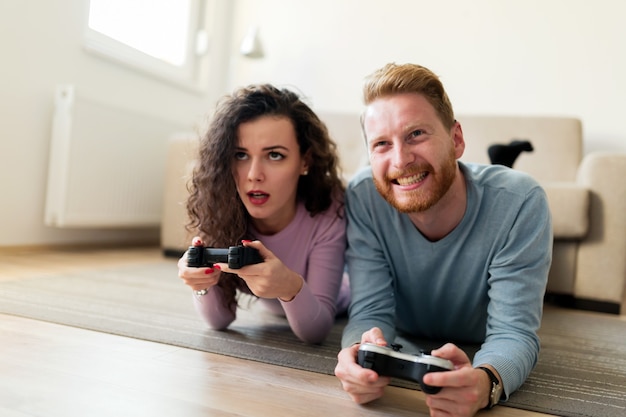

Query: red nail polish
204,268,214,274
213,264,221,270
241,240,252,244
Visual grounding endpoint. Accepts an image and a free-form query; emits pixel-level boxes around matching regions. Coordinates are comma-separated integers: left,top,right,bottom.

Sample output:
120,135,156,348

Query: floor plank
0,246,556,416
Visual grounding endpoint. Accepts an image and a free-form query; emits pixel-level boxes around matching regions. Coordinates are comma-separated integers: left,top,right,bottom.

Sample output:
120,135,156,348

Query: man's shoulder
346,166,382,200
344,166,395,216
462,162,541,193
347,165,374,190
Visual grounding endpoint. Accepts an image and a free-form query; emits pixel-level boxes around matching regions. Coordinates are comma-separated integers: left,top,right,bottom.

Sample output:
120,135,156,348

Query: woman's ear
301,150,312,175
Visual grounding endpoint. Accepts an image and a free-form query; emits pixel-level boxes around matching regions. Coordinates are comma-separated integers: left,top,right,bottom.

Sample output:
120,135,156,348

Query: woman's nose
247,160,264,182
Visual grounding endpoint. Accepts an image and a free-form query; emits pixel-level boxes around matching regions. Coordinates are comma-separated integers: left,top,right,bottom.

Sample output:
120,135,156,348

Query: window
84,0,209,91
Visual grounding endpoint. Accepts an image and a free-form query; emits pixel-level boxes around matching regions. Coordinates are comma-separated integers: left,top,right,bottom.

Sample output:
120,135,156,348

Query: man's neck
407,167,467,242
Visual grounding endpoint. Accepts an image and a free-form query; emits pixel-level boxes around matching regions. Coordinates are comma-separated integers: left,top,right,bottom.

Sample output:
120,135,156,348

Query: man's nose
392,143,415,168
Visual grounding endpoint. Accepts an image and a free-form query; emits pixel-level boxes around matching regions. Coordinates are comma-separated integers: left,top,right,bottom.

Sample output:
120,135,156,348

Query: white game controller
357,343,454,394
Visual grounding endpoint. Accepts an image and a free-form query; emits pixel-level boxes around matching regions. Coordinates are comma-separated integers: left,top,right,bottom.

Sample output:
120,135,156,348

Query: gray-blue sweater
342,162,552,398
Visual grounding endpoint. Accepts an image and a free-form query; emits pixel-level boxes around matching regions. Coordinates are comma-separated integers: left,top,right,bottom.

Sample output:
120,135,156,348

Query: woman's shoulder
306,194,345,221
289,199,345,238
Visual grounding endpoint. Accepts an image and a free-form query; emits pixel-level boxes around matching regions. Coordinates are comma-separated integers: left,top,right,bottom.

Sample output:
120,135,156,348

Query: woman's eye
234,151,248,160
268,151,284,161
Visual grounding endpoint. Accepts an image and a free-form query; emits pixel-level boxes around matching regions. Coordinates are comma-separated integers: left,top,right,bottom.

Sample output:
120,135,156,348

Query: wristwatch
477,366,503,409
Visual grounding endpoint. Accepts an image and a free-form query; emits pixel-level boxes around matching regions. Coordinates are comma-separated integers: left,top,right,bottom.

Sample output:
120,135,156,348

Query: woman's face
233,115,309,235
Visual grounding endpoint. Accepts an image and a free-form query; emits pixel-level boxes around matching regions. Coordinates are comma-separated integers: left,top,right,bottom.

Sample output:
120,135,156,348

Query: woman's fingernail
241,240,252,244
213,264,221,270
204,268,214,274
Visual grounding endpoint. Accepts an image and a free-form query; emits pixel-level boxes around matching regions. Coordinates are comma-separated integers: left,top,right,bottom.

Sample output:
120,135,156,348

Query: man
334,63,551,417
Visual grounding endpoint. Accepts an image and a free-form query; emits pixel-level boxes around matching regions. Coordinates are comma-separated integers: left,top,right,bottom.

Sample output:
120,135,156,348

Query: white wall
1,0,624,247
0,0,232,247
229,0,626,154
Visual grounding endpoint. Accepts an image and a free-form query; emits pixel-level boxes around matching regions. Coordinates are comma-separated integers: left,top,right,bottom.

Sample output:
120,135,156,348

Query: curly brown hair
186,84,345,310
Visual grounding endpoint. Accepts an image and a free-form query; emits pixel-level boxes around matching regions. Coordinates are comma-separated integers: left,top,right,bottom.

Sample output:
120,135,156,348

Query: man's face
363,93,464,213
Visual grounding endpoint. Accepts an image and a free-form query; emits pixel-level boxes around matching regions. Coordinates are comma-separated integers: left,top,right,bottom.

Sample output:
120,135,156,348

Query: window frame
83,0,210,92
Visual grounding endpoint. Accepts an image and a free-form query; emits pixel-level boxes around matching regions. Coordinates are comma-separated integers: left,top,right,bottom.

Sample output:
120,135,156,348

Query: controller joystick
187,245,263,269
357,343,453,394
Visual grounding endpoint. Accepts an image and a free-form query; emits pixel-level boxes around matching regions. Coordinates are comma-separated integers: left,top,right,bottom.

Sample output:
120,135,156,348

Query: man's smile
394,171,429,186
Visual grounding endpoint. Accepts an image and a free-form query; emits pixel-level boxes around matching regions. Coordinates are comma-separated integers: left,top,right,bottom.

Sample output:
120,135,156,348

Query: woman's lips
247,191,269,205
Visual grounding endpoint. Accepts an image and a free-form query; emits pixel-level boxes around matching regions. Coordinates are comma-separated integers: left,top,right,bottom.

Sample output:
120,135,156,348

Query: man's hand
421,343,497,417
334,327,391,404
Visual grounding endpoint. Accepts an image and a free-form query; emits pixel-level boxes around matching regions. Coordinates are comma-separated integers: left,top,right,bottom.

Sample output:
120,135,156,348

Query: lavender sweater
193,199,349,344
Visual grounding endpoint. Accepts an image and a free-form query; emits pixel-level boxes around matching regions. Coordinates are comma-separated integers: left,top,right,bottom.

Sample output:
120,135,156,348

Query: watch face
490,384,503,407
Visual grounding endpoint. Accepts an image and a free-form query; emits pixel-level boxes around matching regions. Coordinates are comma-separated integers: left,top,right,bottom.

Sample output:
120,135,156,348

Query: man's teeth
396,172,427,186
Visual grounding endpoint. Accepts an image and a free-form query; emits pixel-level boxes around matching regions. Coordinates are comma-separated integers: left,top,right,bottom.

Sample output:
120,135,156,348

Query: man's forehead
363,94,437,131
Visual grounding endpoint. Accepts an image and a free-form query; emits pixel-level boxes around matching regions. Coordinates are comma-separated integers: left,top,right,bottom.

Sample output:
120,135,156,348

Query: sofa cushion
459,115,583,182
542,182,590,238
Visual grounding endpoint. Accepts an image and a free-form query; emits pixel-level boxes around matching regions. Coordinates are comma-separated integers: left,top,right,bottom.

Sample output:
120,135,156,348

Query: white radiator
45,85,185,228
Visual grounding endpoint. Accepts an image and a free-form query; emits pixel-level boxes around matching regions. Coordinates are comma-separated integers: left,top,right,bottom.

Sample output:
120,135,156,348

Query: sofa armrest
161,133,199,254
575,152,626,311
542,183,590,239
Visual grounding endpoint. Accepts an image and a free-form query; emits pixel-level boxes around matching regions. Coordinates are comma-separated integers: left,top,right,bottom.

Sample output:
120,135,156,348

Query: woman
178,84,349,344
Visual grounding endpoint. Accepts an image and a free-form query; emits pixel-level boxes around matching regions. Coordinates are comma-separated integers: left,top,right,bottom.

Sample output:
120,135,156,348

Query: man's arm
473,183,552,399
342,175,397,347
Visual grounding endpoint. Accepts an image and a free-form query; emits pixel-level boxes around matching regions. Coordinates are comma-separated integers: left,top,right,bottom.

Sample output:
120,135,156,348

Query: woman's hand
177,237,222,293
217,240,303,301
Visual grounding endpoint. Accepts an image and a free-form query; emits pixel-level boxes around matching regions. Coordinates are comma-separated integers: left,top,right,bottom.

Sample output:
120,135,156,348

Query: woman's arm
280,224,346,343
192,285,237,330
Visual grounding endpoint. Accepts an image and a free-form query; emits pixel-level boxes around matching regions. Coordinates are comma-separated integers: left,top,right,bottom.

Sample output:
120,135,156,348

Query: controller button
390,343,403,352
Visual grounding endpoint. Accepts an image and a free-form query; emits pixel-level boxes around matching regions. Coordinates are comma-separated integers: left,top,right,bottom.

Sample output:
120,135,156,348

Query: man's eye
409,130,424,138
372,141,389,148
268,151,284,161
234,152,248,160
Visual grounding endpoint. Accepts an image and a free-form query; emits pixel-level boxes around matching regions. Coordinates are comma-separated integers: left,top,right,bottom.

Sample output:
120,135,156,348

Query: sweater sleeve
279,210,347,344
473,184,552,399
192,285,237,330
341,175,398,347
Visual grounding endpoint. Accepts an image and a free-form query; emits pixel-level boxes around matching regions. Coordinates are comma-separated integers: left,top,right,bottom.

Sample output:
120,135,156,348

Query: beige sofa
161,113,626,314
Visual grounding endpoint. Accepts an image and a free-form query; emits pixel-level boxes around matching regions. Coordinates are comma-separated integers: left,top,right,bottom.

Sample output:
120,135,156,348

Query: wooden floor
0,246,556,417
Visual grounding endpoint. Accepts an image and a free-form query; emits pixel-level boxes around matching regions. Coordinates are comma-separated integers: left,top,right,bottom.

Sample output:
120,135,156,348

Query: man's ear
452,121,465,159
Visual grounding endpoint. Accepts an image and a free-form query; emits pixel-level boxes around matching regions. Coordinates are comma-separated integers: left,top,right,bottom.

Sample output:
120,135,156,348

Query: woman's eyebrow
234,145,291,152
262,145,290,152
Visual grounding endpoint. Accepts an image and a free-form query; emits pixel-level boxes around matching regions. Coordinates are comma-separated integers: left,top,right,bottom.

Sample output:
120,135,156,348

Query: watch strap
477,366,500,409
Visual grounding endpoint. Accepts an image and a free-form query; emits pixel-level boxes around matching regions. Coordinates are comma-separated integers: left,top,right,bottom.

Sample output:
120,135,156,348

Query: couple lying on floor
176,63,550,417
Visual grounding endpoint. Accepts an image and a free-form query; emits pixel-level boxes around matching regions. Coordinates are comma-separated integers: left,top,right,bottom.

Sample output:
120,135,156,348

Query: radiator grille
45,85,185,228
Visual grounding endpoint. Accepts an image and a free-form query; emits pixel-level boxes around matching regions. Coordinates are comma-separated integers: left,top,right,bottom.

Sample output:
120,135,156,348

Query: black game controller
187,245,263,269
357,343,454,394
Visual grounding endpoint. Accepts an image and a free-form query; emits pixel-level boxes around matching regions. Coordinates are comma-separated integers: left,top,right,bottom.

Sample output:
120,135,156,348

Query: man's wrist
476,366,503,409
